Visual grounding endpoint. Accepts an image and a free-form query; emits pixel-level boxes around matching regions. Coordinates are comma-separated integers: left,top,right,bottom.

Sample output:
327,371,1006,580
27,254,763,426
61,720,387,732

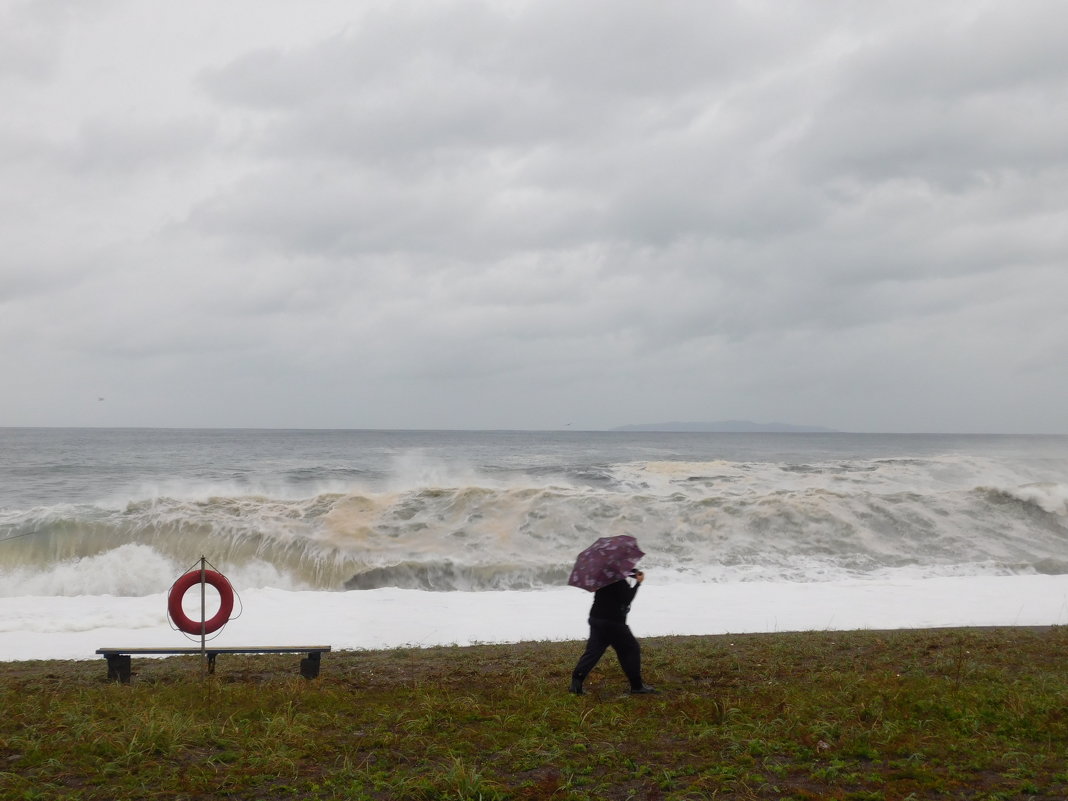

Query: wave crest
4,458,1068,594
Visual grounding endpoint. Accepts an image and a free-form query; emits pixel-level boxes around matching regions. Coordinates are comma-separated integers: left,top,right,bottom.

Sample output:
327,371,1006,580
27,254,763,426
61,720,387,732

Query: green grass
2,627,1068,799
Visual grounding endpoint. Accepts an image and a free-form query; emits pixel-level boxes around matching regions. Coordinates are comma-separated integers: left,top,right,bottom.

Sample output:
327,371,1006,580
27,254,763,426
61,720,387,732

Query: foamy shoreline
3,575,1067,662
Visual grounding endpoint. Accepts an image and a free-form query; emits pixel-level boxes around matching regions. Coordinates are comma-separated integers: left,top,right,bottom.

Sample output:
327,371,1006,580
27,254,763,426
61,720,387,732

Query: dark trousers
572,617,643,689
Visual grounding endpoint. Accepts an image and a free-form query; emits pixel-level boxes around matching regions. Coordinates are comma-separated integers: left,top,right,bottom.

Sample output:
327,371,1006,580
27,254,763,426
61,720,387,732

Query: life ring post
199,556,207,665
167,562,235,640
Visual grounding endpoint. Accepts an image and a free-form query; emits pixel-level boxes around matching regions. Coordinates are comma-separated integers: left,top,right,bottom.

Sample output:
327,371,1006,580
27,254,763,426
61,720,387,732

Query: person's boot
569,678,584,695
630,684,658,694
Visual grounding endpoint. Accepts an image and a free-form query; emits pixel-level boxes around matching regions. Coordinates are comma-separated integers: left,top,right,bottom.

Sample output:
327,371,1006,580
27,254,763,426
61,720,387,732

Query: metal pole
200,556,207,673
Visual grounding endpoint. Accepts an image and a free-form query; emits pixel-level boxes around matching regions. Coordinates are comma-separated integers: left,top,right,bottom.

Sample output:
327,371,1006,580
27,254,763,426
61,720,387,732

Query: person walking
569,569,657,694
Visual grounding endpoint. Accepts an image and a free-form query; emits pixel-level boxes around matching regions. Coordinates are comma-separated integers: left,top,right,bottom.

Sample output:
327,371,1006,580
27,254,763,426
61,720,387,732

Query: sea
2,428,1067,661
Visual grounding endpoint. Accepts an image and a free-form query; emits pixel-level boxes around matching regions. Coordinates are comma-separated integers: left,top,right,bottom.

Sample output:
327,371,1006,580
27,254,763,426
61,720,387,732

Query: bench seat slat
96,646,331,655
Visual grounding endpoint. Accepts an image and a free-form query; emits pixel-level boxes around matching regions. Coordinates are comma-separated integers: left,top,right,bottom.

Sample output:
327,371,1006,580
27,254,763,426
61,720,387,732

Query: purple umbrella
568,535,645,592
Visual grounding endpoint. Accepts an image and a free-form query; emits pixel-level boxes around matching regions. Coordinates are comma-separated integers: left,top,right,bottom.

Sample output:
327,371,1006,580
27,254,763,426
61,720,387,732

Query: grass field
2,627,1067,800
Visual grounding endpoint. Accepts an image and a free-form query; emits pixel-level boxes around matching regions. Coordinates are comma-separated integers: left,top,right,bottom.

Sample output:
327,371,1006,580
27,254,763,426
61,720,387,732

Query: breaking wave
3,455,1068,596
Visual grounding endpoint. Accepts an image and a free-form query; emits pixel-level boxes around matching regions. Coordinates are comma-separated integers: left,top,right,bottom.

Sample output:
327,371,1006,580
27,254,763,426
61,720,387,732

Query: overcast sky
1,1,1066,433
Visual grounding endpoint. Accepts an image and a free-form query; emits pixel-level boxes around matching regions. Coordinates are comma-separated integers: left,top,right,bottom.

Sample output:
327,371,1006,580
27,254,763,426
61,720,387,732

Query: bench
95,646,332,683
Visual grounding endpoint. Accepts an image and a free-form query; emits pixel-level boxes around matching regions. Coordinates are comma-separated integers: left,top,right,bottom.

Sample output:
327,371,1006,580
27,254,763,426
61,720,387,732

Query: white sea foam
0,544,177,597
3,575,1068,662
0,544,311,597
1002,483,1068,517
384,449,490,492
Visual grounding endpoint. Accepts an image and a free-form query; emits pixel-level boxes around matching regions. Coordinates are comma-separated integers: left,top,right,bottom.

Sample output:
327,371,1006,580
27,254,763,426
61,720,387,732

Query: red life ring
168,570,235,635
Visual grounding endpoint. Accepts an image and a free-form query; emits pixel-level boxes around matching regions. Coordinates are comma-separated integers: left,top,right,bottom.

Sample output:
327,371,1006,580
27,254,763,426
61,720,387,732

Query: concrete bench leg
300,651,321,679
105,654,131,683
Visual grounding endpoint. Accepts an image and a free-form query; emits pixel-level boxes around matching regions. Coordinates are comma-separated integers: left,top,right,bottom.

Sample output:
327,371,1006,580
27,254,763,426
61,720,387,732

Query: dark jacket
589,578,639,623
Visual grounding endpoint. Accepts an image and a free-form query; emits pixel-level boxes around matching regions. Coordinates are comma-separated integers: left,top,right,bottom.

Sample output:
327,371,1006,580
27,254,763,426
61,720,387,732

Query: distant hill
611,420,838,433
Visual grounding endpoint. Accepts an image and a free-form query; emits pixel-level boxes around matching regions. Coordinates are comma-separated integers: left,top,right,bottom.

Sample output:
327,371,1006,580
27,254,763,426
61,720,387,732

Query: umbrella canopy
568,535,645,592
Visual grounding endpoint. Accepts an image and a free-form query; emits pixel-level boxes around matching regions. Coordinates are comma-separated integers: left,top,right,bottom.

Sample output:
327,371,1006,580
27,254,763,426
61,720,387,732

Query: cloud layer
2,0,1066,432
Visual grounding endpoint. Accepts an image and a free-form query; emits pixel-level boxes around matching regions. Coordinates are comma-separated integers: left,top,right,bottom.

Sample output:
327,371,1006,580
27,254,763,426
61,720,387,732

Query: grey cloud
793,5,1068,188
2,0,1066,432
0,0,70,83
187,4,861,265
198,1,813,167
61,117,217,174
848,2,1068,99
